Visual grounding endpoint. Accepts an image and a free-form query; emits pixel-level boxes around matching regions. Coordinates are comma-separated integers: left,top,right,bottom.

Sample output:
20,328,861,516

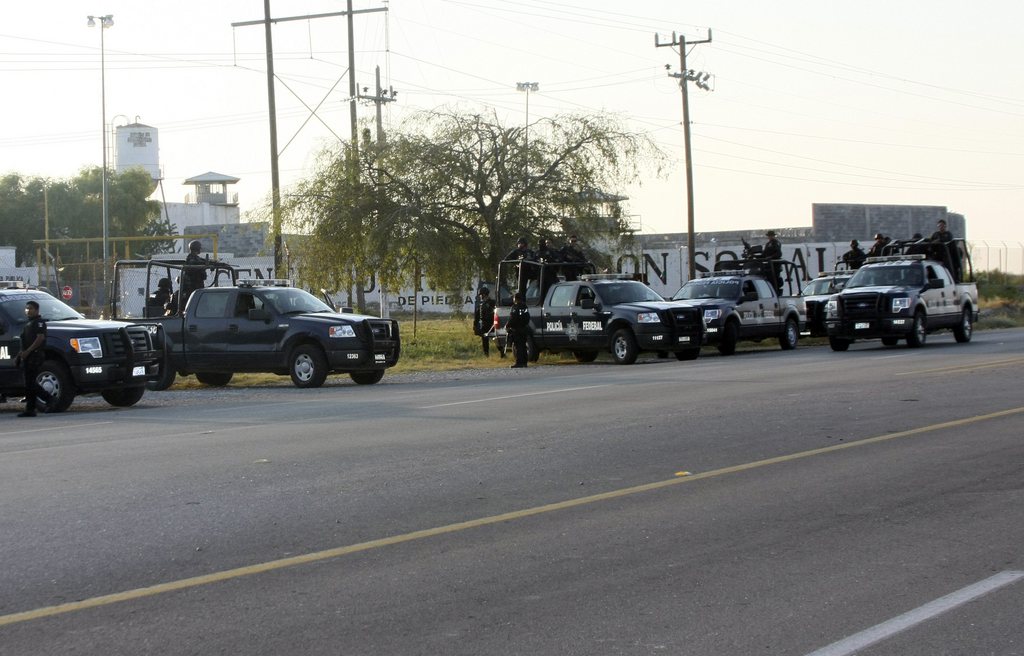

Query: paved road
2,329,1023,655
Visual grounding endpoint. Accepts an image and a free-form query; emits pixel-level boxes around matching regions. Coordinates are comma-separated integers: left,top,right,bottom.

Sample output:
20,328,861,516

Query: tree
285,108,662,301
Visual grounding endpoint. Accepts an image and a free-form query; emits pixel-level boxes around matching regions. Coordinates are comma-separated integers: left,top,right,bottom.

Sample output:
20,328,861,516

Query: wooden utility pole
656,29,712,282
232,2,388,276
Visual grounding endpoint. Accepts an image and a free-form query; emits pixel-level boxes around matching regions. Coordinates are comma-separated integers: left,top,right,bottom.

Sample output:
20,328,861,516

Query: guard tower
183,172,240,206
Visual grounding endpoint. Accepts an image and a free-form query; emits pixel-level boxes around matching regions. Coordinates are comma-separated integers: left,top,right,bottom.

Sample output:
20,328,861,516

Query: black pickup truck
1,284,163,412
667,259,806,355
492,260,704,364
111,261,400,389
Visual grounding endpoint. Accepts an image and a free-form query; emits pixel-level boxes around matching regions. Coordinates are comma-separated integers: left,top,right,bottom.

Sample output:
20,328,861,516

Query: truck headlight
329,324,357,338
70,336,103,358
637,312,661,324
826,300,838,317
892,297,910,313
703,309,721,322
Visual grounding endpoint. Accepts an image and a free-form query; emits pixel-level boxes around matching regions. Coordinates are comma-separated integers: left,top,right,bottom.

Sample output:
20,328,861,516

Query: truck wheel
572,351,599,363
146,364,176,391
101,386,146,407
37,360,75,413
829,336,852,352
906,311,927,348
350,370,384,385
953,307,973,343
881,336,899,346
717,321,738,355
611,329,639,365
527,336,540,363
675,348,700,361
195,372,233,386
779,317,799,350
289,345,328,388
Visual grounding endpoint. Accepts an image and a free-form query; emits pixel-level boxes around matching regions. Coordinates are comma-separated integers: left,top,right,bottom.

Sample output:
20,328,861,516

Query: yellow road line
896,357,1024,377
2,405,1023,629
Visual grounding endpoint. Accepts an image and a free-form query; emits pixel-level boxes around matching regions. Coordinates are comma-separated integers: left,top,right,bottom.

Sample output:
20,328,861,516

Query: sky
2,0,1023,245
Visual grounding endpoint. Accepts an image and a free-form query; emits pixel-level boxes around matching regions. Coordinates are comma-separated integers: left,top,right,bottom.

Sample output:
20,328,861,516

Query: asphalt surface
1,329,1023,655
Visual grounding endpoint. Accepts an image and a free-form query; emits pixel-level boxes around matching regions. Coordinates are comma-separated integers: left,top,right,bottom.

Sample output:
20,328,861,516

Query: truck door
540,283,576,351
226,290,280,367
0,305,23,389
735,279,761,338
184,291,232,368
753,278,781,335
925,264,956,323
572,284,606,349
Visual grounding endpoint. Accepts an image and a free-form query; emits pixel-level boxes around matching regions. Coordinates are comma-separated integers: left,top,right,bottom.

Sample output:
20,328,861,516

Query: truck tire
881,336,900,346
829,336,852,352
37,359,75,413
717,321,738,355
101,386,146,407
572,350,599,363
289,344,328,388
906,311,927,348
195,372,233,386
953,307,973,343
675,348,700,361
350,370,384,385
527,336,540,363
147,364,176,391
779,317,799,350
611,328,639,365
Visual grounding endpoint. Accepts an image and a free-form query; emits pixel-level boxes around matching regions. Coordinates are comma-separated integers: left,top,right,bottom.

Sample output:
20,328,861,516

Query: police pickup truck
801,270,854,337
492,260,704,364
825,243,978,350
667,259,805,355
111,260,400,389
0,283,163,412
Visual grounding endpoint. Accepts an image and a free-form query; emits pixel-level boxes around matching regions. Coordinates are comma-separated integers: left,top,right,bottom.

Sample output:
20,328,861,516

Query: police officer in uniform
505,291,531,368
474,287,496,356
180,240,208,311
14,300,53,417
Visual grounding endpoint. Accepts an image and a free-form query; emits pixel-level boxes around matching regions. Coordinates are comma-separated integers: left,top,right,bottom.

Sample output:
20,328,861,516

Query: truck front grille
840,293,882,319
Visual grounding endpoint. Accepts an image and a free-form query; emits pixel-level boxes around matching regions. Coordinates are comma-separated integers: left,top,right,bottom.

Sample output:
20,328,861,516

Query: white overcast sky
2,0,1023,244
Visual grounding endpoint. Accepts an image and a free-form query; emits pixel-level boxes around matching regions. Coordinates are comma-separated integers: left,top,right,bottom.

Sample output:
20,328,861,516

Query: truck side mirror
580,298,595,310
248,308,272,322
928,278,945,289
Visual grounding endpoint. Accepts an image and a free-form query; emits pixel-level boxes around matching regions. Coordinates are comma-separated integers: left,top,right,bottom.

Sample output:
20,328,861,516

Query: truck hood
667,298,737,309
286,312,389,325
841,286,911,295
613,300,695,312
47,318,140,332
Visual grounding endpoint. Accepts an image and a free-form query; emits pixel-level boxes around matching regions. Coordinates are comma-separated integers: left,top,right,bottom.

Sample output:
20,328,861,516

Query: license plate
678,336,690,343
374,353,386,362
855,322,870,330
132,366,146,376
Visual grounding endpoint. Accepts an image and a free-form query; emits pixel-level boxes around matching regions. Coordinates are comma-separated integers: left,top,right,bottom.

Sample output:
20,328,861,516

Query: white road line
0,421,114,436
419,384,611,408
805,570,1024,656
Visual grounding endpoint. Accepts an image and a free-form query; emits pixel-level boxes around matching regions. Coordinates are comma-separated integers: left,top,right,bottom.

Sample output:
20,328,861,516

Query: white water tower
114,121,161,182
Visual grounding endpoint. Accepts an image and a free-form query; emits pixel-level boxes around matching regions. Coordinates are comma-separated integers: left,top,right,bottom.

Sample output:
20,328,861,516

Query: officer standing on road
14,300,53,417
180,240,208,311
505,291,531,369
474,287,496,356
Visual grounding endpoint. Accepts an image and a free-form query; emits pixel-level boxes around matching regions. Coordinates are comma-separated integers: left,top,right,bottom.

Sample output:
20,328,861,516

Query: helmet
188,239,202,253
157,277,172,289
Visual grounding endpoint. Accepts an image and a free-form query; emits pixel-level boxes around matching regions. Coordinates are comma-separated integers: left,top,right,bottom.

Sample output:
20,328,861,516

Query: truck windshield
846,265,923,289
260,289,335,315
670,279,740,301
596,282,664,305
0,294,84,324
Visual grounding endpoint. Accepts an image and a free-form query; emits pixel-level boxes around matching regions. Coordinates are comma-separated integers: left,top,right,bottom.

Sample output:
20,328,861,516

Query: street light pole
88,14,113,299
516,82,538,217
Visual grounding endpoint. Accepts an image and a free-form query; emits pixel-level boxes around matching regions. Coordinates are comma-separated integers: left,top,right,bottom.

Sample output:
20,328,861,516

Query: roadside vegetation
976,271,1024,329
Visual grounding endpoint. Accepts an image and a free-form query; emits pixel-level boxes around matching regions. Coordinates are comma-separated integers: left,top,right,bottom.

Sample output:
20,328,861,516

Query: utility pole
232,2,388,276
358,65,398,144
656,29,712,282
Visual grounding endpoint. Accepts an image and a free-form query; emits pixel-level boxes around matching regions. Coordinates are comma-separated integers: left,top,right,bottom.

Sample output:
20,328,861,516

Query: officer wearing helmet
180,239,208,312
